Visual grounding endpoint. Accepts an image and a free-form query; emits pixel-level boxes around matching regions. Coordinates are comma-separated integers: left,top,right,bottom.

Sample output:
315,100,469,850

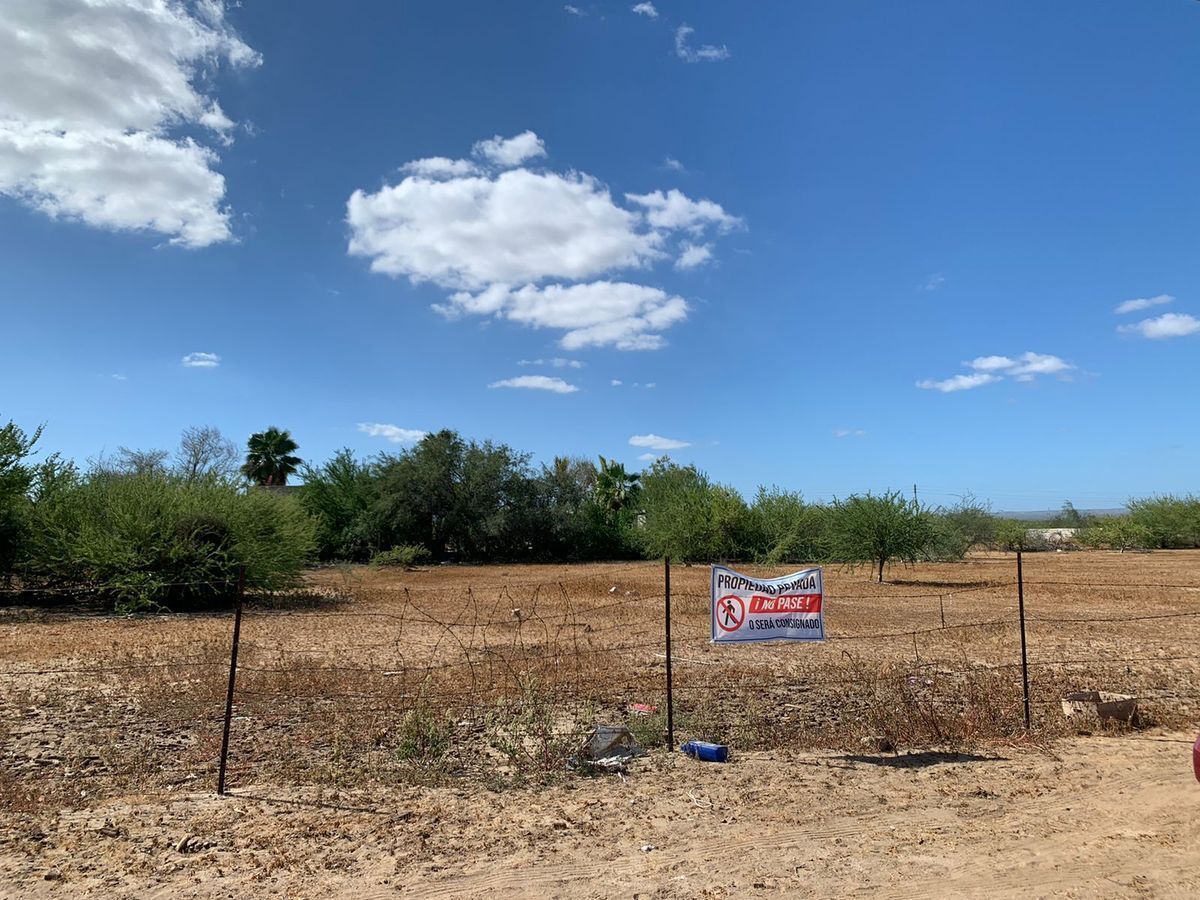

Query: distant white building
1024,527,1079,550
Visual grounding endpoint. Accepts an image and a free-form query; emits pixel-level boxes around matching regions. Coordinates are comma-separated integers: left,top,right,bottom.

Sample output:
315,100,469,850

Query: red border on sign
716,595,746,632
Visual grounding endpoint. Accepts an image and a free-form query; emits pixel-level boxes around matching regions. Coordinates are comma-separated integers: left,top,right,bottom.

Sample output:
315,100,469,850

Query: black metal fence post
217,565,245,795
1017,550,1031,730
664,556,675,750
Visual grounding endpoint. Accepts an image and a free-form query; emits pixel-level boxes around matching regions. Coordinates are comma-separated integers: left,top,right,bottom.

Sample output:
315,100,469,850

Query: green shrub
1078,517,1153,551
829,491,933,582
992,519,1029,552
638,461,754,562
370,544,431,569
1126,495,1200,549
395,704,453,761
0,419,49,578
299,449,379,562
0,422,63,580
923,515,972,561
19,471,316,612
750,487,831,564
938,494,996,551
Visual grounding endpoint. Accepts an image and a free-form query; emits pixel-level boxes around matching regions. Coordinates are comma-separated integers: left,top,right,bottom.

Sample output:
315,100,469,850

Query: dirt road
3,731,1198,898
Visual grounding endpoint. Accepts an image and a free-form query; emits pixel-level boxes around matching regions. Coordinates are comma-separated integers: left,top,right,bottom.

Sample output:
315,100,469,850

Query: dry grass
3,551,1199,811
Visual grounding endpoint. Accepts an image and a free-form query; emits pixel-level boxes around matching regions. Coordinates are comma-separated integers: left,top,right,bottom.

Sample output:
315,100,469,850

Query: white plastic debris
581,725,641,760
572,725,644,773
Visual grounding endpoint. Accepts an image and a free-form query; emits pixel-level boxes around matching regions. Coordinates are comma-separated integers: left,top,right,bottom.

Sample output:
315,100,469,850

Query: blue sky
2,0,1198,510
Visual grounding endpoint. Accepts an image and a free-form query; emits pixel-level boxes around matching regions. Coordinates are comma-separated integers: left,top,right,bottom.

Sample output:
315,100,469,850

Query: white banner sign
710,565,824,643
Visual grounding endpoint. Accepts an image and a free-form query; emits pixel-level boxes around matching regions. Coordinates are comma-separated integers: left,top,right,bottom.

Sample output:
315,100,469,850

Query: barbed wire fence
1,552,1199,809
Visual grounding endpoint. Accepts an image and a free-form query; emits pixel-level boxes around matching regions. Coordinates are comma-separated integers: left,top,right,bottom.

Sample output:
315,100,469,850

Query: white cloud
1115,294,1173,315
488,375,579,393
564,4,585,15
923,351,1075,392
630,433,690,450
833,429,866,438
674,24,730,63
966,355,1016,372
182,351,220,368
1007,352,1072,376
358,423,427,444
111,373,127,382
637,452,658,462
626,189,742,232
472,131,546,168
675,242,713,270
0,127,237,248
921,273,946,291
632,2,659,17
518,357,584,369
442,282,688,351
612,379,657,388
662,156,685,172
0,0,260,247
348,133,739,350
916,373,1000,393
349,168,660,289
400,157,478,179
1118,312,1200,340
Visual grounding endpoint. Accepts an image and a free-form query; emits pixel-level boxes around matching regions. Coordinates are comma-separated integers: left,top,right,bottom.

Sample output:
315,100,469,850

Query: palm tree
595,455,640,514
241,427,302,486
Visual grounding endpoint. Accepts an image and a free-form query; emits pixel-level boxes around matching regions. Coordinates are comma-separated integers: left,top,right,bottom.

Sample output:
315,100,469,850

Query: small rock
640,844,656,852
44,869,61,881
176,835,194,854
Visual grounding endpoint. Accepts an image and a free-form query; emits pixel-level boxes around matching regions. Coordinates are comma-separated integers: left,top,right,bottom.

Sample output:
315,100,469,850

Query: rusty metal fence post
217,565,245,795
664,557,675,750
1017,550,1031,730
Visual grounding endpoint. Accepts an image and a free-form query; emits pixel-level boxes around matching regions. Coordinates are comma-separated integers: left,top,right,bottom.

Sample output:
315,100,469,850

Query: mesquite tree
831,490,932,583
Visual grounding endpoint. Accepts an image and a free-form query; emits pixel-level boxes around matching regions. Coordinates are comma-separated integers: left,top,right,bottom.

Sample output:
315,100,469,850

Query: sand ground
3,731,1199,898
4,552,1200,897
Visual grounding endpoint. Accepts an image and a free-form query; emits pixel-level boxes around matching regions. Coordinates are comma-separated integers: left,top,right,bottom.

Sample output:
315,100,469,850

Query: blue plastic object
680,740,729,762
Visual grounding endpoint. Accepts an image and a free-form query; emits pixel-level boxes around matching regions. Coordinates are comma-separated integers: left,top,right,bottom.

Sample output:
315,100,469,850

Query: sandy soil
3,552,1200,896
2,731,1198,898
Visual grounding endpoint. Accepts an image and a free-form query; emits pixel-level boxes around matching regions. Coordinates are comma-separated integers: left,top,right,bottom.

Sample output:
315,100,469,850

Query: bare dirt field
2,551,1200,897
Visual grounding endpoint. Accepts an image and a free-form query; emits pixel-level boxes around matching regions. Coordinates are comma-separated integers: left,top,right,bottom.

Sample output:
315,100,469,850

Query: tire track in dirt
391,739,1198,900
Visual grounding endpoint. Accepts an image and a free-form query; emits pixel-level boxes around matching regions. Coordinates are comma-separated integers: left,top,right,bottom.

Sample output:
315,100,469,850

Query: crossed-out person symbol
716,595,745,632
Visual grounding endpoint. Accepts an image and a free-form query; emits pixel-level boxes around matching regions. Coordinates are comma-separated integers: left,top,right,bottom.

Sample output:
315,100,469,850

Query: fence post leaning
1016,550,1031,730
664,556,675,750
217,565,246,796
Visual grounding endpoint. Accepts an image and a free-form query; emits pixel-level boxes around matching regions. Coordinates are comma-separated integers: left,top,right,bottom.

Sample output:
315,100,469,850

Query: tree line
2,417,1198,610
